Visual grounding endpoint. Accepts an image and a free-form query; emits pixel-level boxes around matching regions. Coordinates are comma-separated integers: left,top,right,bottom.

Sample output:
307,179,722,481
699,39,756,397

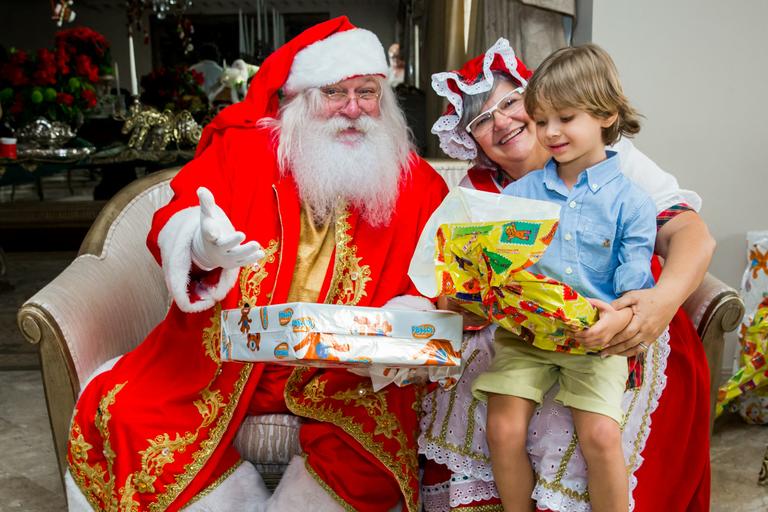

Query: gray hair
458,72,517,167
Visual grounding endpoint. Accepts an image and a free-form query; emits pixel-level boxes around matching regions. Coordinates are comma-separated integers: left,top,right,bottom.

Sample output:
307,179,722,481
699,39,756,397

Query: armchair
18,160,744,495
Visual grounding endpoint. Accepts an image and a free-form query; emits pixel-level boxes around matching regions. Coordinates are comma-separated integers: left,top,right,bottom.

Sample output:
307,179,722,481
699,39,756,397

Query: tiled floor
0,371,66,511
1,251,767,511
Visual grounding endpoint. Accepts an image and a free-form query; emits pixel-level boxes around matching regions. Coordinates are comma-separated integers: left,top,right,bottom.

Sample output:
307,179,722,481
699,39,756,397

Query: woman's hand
572,299,633,350
599,286,678,356
437,296,489,331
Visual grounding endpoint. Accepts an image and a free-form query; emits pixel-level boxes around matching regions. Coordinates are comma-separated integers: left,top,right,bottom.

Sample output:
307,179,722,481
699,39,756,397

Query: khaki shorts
472,329,628,424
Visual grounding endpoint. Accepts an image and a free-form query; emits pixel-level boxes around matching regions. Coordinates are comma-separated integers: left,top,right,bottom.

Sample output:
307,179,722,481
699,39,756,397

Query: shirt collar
542,150,621,194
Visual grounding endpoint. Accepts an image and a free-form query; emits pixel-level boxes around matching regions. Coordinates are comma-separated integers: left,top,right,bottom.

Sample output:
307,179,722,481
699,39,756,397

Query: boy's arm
612,196,657,297
573,298,633,349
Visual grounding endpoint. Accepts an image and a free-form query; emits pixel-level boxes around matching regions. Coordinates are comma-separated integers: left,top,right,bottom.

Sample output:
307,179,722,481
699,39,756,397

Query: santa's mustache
321,115,377,137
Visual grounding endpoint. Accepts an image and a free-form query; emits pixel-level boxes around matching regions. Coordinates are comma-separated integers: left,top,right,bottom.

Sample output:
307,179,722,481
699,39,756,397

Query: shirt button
569,201,577,208
565,267,573,275
564,233,572,241
591,184,599,191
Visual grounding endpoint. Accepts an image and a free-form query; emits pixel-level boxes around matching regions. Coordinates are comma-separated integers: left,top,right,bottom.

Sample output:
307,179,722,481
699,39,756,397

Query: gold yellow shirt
286,204,335,303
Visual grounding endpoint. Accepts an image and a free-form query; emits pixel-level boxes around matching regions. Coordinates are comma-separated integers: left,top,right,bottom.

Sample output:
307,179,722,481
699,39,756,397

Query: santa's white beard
286,114,406,227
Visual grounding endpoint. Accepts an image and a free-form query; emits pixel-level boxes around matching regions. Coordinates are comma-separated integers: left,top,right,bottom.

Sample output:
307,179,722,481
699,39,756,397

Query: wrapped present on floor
716,303,768,421
409,186,597,355
220,302,463,390
716,231,768,422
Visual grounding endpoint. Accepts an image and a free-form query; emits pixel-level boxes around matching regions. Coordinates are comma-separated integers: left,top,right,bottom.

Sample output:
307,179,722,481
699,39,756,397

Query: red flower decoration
0,26,113,127
81,88,98,108
56,91,74,106
56,47,71,75
75,54,99,83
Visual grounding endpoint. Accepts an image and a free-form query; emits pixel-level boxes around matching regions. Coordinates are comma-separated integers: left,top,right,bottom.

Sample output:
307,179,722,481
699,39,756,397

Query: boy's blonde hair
524,44,640,145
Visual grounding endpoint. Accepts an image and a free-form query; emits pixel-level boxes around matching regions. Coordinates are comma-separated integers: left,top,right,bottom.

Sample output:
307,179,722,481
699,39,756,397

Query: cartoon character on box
293,332,350,360
247,333,261,351
413,339,461,366
222,335,232,360
239,303,252,334
353,315,393,336
750,246,768,279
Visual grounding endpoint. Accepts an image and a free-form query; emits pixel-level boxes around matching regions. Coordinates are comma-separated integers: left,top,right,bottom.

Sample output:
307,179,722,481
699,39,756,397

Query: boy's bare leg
571,409,628,512
486,393,538,512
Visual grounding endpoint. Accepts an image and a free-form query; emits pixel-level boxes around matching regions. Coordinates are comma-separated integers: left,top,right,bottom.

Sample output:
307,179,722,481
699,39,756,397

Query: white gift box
220,302,463,371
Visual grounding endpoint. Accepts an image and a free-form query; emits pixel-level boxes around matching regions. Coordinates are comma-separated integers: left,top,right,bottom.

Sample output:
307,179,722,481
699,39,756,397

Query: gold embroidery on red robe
326,207,371,306
285,368,420,512
239,239,279,307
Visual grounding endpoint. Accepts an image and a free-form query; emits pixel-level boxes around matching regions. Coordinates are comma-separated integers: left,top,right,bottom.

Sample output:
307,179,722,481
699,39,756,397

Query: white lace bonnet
430,38,532,161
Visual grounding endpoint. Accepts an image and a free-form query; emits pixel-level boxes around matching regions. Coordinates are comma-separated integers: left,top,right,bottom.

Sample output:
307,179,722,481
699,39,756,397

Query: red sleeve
655,202,695,230
403,156,449,298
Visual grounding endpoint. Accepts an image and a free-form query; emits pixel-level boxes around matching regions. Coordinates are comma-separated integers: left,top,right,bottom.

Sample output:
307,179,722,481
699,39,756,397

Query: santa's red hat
431,38,532,161
196,16,388,157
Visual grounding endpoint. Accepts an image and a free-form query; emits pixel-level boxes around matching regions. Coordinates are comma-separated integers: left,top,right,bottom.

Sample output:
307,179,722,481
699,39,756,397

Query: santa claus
65,17,447,512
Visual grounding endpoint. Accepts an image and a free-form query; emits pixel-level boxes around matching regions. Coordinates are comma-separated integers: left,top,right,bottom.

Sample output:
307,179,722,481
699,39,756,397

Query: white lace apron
419,325,670,512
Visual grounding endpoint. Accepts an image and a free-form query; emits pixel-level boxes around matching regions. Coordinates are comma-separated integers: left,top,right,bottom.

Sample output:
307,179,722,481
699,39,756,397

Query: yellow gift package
435,220,598,354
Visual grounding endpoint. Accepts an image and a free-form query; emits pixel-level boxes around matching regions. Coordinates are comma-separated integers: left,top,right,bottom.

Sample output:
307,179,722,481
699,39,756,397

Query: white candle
243,14,250,55
414,25,420,89
272,8,277,50
250,16,255,54
113,61,120,93
262,1,267,44
238,9,245,54
113,60,122,111
257,0,262,41
128,35,138,97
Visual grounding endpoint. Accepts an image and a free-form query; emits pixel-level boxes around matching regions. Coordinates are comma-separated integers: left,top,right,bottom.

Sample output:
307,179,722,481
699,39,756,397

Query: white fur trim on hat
157,207,239,313
284,28,388,95
430,38,527,161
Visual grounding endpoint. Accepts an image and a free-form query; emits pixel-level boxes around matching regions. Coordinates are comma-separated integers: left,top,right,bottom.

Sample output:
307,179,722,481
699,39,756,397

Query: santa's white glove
191,187,265,271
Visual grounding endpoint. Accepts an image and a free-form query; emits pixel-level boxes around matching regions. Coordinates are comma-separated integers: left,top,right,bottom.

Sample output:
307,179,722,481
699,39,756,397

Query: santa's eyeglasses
465,87,526,136
320,86,381,108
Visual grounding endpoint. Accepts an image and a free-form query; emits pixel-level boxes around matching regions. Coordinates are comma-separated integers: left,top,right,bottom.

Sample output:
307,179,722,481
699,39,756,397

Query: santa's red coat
67,125,448,512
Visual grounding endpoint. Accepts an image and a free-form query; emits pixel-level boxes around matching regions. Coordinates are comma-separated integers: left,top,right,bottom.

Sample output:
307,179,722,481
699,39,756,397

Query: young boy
471,44,657,512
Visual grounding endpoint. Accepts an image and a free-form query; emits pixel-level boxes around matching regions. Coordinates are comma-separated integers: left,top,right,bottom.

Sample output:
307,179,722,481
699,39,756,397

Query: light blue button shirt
501,151,656,302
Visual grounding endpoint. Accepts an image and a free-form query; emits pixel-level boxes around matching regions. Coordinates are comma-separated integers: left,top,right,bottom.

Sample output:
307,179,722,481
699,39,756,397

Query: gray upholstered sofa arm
17,169,177,476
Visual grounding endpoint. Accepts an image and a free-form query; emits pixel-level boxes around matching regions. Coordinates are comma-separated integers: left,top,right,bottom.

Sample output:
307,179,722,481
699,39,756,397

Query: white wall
588,0,768,374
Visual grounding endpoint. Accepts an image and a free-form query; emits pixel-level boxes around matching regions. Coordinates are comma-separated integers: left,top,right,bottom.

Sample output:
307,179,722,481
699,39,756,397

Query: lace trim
420,328,671,512
423,477,501,511
418,336,495,482
531,329,671,512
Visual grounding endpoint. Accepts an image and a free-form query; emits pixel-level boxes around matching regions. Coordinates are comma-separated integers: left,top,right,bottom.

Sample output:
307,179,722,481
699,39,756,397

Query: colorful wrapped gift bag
716,231,768,422
220,302,463,390
409,187,598,355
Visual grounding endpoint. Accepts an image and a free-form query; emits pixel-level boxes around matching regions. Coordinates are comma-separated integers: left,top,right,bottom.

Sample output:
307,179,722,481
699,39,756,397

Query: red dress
423,166,710,511
67,125,448,512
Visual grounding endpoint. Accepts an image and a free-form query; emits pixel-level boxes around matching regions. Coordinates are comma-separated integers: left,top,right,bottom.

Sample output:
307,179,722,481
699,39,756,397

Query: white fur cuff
157,207,239,312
